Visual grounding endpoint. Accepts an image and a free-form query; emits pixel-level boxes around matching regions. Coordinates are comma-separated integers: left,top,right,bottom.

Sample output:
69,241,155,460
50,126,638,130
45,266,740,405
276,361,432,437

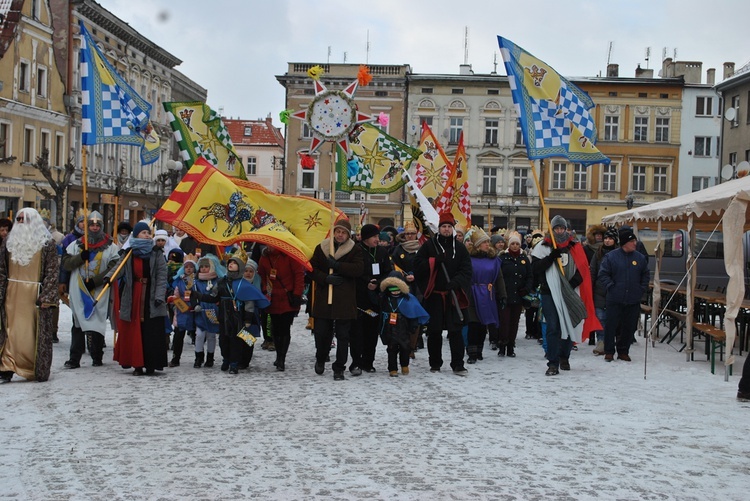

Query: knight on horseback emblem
199,191,277,237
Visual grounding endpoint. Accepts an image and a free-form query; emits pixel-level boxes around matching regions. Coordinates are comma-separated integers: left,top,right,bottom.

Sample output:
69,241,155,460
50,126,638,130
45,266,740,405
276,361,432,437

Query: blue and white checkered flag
79,21,159,165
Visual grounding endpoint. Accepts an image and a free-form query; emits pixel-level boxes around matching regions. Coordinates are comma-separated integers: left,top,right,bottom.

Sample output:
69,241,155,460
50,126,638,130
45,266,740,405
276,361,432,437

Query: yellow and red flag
413,122,454,205
434,132,471,229
155,158,345,270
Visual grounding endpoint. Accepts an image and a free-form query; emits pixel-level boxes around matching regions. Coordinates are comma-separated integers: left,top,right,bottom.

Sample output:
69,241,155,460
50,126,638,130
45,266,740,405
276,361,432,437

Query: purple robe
470,256,501,326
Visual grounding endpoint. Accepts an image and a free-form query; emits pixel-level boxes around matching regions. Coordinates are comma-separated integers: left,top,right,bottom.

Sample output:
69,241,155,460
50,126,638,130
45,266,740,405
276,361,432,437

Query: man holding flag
62,211,120,369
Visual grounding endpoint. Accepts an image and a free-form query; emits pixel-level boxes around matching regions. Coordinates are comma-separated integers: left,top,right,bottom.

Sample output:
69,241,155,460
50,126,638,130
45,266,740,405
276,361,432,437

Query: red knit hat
438,212,455,227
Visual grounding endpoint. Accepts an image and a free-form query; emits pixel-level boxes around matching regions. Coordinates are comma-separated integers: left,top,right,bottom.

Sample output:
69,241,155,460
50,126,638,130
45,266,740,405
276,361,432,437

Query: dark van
636,229,733,290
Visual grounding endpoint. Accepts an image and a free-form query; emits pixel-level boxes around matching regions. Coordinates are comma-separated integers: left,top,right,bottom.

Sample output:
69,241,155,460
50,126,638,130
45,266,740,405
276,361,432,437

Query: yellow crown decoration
38,208,51,220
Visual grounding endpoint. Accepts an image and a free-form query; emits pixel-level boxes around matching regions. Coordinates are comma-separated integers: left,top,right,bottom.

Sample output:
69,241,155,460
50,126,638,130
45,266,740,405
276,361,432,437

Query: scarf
507,248,522,258
226,270,241,280
400,240,420,253
118,234,129,245
199,270,218,281
129,237,153,258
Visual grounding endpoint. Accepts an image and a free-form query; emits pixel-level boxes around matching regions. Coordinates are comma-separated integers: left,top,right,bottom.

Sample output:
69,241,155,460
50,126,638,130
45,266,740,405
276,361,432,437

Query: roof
224,118,284,147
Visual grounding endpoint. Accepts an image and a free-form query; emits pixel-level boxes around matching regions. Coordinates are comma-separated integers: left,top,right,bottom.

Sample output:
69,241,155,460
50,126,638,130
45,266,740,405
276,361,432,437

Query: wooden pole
529,159,564,274
82,146,89,250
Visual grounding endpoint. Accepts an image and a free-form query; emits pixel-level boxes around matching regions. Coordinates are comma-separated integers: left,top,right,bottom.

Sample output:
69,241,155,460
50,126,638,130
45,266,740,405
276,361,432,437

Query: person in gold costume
0,208,60,382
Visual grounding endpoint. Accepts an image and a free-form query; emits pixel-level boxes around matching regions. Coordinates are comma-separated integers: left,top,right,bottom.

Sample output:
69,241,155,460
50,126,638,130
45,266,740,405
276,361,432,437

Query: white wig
6,208,52,266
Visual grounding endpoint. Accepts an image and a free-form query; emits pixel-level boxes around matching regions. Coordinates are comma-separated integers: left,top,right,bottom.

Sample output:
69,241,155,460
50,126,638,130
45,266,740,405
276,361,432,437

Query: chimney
607,63,619,77
266,112,273,126
635,64,654,78
724,62,735,80
707,68,716,86
459,64,473,75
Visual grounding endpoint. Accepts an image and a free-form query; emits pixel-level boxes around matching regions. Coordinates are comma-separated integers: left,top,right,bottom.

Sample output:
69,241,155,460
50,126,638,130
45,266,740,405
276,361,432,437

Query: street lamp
498,200,522,228
625,192,634,210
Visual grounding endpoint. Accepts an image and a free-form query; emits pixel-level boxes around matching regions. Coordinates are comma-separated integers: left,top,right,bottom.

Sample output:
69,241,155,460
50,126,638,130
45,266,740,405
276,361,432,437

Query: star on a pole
291,79,375,155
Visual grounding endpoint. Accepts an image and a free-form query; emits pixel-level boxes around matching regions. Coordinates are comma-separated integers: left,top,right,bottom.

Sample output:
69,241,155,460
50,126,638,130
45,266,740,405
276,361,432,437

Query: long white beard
6,210,51,266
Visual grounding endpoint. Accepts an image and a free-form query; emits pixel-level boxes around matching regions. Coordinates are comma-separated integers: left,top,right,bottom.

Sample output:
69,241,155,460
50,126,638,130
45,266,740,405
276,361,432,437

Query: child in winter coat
198,255,269,374
167,254,197,367
378,271,429,377
191,254,225,368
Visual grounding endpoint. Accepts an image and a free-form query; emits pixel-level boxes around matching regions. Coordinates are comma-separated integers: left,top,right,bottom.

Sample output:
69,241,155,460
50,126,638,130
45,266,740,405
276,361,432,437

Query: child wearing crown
190,254,224,368
167,254,197,367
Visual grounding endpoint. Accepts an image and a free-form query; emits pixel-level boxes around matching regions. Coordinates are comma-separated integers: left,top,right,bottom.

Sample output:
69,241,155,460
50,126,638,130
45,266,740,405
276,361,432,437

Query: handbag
237,323,260,347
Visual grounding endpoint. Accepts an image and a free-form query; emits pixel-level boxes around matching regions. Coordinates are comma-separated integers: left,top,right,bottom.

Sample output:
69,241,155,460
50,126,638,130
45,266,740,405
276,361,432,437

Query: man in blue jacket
598,227,650,362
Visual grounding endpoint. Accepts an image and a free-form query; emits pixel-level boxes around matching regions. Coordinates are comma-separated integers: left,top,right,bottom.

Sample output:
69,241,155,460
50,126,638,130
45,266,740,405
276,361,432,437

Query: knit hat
154,229,169,242
469,226,490,247
507,231,522,246
333,218,352,234
550,215,568,229
168,248,184,263
360,223,380,240
132,221,150,237
438,212,455,227
604,227,619,243
245,258,258,271
490,234,505,246
618,228,637,245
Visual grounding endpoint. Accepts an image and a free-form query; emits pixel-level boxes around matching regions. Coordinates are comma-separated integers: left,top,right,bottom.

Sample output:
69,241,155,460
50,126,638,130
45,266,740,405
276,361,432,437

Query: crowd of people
1,208,749,399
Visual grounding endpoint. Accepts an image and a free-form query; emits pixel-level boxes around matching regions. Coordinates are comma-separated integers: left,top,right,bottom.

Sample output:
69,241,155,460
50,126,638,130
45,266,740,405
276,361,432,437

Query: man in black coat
414,213,472,375
352,224,393,374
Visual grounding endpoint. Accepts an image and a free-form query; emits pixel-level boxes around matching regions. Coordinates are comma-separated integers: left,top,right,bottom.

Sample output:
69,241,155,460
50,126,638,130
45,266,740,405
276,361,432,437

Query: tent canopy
602,175,750,372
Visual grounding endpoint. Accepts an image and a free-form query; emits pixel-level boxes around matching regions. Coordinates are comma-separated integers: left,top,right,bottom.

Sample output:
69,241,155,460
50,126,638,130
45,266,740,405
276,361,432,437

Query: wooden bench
692,323,731,375
659,309,686,350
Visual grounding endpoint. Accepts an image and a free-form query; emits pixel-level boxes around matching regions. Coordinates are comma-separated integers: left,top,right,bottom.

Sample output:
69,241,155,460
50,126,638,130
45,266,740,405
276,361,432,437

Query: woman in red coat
258,246,305,371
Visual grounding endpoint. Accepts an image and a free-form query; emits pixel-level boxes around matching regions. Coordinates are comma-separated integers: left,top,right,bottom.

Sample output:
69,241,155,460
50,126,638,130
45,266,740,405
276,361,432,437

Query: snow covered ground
2,304,748,500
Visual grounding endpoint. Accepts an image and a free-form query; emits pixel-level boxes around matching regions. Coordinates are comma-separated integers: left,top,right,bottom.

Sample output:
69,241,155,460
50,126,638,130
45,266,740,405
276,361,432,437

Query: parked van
636,228,734,290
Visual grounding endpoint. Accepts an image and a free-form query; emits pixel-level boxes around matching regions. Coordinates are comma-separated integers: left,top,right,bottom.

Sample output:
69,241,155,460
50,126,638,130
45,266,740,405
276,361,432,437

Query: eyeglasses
15,217,24,222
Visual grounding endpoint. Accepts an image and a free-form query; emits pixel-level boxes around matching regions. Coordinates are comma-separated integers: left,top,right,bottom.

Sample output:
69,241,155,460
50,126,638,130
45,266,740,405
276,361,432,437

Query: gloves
326,256,340,271
84,279,96,292
289,294,303,308
324,274,345,286
79,249,90,261
499,298,507,310
549,247,562,260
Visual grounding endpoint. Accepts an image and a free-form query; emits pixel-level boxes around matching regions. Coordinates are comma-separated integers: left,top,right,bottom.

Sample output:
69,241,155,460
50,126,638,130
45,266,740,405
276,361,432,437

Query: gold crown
183,253,198,263
38,208,51,220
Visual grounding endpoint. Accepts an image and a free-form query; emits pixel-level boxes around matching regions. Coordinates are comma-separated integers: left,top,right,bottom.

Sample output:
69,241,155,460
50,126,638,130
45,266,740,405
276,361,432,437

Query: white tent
602,176,750,376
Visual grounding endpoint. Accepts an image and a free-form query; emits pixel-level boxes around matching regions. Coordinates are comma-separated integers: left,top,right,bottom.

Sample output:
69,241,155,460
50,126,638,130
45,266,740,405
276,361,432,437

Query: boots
506,345,516,358
205,352,215,368
169,357,180,368
193,352,204,368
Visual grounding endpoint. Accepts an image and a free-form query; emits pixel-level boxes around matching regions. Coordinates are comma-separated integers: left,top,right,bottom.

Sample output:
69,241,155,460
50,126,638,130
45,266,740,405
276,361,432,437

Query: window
729,152,737,168
515,120,524,146
730,95,740,127
449,117,463,144
638,92,648,98
484,119,498,145
634,116,648,142
54,133,65,167
0,122,9,159
374,90,387,97
19,61,30,92
451,88,464,94
604,115,619,141
482,167,497,195
608,91,618,97
487,89,499,95
421,88,433,94
244,126,252,136
513,168,528,196
654,166,667,193
632,165,646,192
31,0,40,19
302,122,313,139
601,164,617,191
419,116,433,128
552,162,567,190
301,170,315,190
696,96,713,116
655,117,670,143
572,164,587,190
694,136,712,157
23,127,35,163
36,66,47,97
40,130,50,156
246,157,256,175
692,176,710,192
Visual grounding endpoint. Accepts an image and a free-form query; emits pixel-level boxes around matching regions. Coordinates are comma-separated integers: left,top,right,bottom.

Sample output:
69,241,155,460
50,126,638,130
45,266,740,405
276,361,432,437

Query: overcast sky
103,0,750,127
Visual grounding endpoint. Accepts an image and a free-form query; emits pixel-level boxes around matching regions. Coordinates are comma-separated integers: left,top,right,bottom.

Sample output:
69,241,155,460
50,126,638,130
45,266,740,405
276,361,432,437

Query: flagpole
82,146,89,251
328,143,336,305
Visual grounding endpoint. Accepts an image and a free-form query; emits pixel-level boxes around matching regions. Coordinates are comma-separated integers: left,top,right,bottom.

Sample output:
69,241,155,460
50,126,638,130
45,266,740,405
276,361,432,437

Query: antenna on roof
673,48,678,60
327,46,331,64
645,47,651,69
493,51,498,74
463,26,469,65
662,47,667,61
606,41,614,66
366,30,370,65
343,51,347,63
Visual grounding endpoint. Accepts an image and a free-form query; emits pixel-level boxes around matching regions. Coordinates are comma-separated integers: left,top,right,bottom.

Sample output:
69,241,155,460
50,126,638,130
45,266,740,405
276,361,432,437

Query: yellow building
0,0,69,222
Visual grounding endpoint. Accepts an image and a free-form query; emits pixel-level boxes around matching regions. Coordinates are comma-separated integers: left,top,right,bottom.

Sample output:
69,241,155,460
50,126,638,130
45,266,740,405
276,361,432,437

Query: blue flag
497,36,609,166
79,21,160,165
